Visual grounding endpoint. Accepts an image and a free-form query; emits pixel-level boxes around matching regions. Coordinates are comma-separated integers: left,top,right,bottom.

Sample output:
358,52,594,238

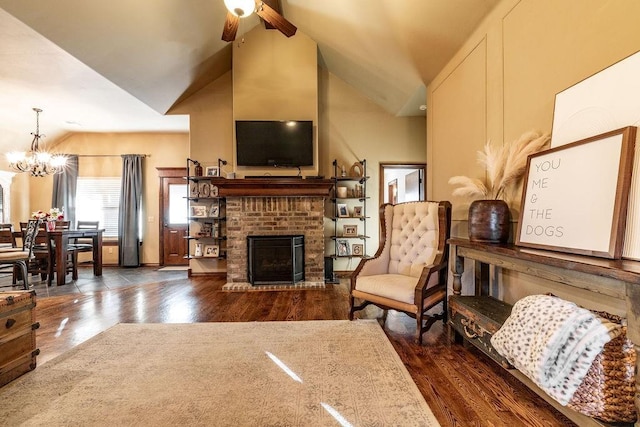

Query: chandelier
7,108,67,177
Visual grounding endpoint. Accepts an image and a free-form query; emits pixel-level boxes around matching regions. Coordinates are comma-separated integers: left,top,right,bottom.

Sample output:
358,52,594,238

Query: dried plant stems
449,130,551,201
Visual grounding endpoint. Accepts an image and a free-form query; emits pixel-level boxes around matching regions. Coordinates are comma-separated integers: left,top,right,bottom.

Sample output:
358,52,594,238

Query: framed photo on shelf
206,166,219,177
343,224,358,237
199,182,211,197
337,203,349,218
209,203,220,218
336,239,350,256
197,222,213,238
352,206,363,217
194,243,203,257
203,244,219,257
352,243,363,256
190,205,207,218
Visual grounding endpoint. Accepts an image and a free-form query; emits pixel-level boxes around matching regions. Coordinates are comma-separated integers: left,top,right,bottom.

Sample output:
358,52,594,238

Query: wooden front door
158,168,188,266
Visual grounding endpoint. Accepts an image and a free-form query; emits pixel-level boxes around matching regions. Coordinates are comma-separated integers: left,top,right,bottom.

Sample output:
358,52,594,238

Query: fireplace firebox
247,235,305,285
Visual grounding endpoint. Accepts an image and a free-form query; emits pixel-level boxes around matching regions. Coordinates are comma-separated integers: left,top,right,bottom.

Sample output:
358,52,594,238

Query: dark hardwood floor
3,267,575,426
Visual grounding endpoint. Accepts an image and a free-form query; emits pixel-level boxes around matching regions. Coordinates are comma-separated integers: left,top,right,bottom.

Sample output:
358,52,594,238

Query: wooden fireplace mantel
210,178,333,197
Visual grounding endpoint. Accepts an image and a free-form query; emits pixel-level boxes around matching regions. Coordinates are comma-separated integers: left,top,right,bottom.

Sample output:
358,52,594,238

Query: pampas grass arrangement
449,130,551,201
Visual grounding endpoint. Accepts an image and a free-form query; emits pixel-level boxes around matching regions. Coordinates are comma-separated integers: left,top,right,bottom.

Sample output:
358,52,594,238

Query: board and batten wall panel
503,0,640,260
427,0,640,309
430,38,487,228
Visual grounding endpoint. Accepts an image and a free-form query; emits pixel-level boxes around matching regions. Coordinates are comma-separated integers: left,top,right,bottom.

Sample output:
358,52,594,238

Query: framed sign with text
516,126,636,259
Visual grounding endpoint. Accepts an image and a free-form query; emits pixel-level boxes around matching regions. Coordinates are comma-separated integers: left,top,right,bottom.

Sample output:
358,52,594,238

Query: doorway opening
379,163,426,204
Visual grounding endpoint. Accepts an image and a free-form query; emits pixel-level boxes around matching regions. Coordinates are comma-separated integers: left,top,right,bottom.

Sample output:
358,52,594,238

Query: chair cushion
355,271,440,305
388,202,438,277
355,273,419,305
0,250,29,261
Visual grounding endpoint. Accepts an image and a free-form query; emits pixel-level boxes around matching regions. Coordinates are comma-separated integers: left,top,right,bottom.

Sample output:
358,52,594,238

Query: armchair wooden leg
416,313,424,345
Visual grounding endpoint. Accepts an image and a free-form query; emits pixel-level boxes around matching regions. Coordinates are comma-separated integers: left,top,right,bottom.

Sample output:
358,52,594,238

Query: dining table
47,228,104,286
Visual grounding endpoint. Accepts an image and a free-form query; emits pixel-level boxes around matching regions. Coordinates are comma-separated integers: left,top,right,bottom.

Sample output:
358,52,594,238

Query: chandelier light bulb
224,0,255,17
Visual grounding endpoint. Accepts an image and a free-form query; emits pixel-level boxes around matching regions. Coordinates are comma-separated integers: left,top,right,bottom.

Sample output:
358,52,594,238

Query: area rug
1,321,439,426
222,281,326,291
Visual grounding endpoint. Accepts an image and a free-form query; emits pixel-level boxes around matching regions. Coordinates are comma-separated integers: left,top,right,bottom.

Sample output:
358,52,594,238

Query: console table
448,238,640,427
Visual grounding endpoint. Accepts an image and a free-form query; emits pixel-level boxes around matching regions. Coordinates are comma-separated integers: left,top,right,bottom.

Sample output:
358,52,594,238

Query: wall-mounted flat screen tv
236,120,314,167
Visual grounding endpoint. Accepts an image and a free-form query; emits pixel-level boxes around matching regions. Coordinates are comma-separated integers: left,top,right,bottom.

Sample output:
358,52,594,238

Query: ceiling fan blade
221,11,239,42
261,0,280,30
255,1,297,38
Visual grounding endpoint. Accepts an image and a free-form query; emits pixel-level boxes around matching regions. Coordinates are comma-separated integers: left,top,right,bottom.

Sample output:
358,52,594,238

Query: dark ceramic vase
468,199,511,243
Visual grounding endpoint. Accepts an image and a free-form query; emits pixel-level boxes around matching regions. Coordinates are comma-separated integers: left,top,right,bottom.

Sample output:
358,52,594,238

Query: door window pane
169,184,188,224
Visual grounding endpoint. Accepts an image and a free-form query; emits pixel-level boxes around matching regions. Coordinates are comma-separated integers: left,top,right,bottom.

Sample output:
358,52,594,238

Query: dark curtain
118,155,143,267
51,154,78,226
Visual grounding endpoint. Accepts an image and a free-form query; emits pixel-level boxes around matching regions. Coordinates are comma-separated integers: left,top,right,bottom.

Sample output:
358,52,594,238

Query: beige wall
7,26,426,274
232,26,319,177
176,27,425,274
319,68,426,270
428,0,640,313
172,71,233,274
22,132,188,265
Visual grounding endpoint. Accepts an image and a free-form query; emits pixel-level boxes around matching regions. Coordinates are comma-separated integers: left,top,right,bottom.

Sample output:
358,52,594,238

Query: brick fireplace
215,178,333,286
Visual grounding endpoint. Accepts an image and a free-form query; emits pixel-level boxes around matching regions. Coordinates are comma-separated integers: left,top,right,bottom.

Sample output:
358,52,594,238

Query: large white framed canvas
551,50,640,259
517,127,636,259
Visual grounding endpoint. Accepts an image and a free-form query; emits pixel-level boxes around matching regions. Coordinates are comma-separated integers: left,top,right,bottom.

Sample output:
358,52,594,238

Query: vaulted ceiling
0,0,499,156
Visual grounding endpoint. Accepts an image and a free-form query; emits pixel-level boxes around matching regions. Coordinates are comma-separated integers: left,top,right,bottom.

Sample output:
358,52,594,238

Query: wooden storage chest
449,295,513,369
0,290,40,387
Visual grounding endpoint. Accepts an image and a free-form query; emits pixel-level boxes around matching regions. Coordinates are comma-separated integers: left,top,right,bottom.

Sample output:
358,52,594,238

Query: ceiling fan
222,0,297,42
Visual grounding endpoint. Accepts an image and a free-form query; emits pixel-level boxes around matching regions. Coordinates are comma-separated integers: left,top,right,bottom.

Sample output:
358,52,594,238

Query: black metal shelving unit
329,159,369,267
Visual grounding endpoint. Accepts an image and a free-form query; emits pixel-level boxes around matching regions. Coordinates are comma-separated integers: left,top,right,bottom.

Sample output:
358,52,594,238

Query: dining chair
0,224,17,248
24,221,78,287
45,230,78,287
0,219,40,291
71,221,99,263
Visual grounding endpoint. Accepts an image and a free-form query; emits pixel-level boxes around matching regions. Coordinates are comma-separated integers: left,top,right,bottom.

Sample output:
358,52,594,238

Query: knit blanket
490,295,622,405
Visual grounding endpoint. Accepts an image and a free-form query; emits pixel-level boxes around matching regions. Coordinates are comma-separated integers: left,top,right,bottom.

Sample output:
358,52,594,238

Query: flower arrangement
31,207,64,222
448,130,551,202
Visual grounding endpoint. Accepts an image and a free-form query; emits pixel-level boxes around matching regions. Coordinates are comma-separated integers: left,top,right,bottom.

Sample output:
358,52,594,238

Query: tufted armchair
349,201,452,344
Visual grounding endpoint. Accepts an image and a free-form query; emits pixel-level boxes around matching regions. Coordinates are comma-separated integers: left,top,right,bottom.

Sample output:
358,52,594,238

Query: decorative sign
516,127,636,259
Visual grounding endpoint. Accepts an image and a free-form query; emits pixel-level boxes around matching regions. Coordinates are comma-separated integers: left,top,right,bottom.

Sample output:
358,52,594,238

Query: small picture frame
190,205,208,217
194,243,203,257
206,166,219,177
204,244,219,257
352,243,363,256
352,206,363,217
336,239,350,256
337,203,349,218
343,224,358,237
189,183,199,197
209,203,220,218
199,222,213,237
199,182,211,197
